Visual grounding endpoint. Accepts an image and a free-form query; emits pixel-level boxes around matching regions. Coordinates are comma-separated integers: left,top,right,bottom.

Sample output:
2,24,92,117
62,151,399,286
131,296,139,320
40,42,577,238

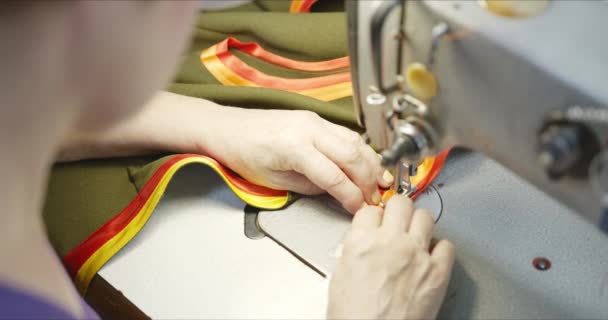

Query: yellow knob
405,63,438,101
479,0,549,18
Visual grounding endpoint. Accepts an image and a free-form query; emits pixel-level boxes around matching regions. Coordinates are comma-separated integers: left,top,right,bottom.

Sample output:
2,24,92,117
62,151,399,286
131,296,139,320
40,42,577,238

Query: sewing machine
258,1,608,318
348,0,608,231
97,1,608,318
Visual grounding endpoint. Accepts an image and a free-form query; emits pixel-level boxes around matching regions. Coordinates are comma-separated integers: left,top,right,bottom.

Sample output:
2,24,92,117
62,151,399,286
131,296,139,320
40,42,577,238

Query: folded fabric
46,154,293,294
200,0,344,13
200,37,351,101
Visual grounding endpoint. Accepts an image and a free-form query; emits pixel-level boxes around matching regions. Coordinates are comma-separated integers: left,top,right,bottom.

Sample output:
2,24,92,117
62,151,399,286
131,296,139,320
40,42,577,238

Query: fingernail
382,170,394,184
372,190,382,205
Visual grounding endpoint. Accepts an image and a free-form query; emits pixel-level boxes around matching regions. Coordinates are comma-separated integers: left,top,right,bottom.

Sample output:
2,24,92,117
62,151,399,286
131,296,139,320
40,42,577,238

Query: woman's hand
59,92,392,213
327,196,455,319
204,108,393,214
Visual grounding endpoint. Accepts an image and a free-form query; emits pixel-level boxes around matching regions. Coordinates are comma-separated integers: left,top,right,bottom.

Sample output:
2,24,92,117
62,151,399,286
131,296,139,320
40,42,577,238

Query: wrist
148,92,248,162
57,91,252,163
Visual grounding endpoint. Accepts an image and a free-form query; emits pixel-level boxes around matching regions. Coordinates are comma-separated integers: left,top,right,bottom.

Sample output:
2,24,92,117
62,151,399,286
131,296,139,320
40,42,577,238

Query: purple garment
0,283,99,319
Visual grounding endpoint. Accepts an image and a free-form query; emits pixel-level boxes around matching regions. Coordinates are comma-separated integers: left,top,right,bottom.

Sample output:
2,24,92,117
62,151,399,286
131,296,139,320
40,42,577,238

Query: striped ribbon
64,154,290,294
200,37,352,101
289,0,319,13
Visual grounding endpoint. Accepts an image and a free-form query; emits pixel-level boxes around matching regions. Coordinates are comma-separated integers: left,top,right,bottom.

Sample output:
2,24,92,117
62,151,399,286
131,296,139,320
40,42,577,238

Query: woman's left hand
59,92,393,214
200,107,393,214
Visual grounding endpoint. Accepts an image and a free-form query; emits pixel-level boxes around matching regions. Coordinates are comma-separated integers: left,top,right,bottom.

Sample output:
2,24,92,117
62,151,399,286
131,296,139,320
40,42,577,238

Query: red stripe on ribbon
411,148,451,199
299,0,318,12
63,154,286,276
214,38,351,90
220,37,348,71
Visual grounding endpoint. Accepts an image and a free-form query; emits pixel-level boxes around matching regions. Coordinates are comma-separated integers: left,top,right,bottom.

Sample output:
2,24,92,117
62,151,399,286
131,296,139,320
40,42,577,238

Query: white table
99,165,328,319
100,151,608,319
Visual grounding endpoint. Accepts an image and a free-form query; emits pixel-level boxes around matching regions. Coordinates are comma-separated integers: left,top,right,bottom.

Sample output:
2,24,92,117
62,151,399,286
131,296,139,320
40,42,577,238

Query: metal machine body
347,0,608,231
258,151,608,319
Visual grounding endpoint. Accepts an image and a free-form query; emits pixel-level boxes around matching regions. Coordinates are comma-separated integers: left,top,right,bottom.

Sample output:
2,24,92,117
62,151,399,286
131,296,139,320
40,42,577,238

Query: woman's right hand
327,195,455,319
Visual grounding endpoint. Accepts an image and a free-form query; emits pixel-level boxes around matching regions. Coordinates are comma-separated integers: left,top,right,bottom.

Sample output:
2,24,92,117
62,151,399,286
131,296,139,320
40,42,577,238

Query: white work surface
260,151,608,319
100,151,608,319
99,165,328,319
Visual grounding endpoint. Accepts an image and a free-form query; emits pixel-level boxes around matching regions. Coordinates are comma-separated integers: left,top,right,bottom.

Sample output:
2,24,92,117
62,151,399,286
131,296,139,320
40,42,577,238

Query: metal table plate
258,151,608,319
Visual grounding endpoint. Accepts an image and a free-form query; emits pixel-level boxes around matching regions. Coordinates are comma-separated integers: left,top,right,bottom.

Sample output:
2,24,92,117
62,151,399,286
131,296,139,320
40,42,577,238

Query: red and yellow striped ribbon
381,148,452,202
65,150,452,293
63,154,290,294
200,37,352,101
289,0,319,13
410,148,451,199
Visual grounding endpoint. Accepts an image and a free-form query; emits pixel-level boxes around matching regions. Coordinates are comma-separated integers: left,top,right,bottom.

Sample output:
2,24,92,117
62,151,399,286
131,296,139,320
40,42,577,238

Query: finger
269,171,324,195
291,148,365,214
380,194,414,233
408,208,435,249
323,122,392,189
361,143,393,189
376,153,395,189
314,131,381,205
379,168,394,189
431,240,456,274
352,205,383,229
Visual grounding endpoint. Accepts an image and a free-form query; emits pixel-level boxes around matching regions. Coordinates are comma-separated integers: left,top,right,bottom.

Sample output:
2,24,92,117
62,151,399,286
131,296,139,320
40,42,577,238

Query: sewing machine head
347,0,608,231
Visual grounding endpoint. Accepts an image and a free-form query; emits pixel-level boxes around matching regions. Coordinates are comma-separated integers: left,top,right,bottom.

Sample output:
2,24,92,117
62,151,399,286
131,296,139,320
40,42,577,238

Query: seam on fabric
125,165,142,194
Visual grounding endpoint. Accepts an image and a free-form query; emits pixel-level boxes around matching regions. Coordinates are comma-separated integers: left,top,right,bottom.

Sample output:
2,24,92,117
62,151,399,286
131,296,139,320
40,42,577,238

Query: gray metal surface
259,151,608,319
413,185,443,222
349,0,608,227
259,186,442,275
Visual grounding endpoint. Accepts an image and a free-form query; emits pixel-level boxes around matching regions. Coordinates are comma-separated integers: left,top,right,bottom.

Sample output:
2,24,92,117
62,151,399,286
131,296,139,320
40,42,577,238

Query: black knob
537,122,599,180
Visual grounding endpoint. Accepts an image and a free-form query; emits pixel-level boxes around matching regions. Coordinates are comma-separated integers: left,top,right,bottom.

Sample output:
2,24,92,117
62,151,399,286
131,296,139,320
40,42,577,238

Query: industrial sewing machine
258,1,608,318
347,0,608,232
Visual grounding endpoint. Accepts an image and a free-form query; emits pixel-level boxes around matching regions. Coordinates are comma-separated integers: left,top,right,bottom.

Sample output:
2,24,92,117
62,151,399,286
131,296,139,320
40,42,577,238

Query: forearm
58,91,391,214
57,91,239,162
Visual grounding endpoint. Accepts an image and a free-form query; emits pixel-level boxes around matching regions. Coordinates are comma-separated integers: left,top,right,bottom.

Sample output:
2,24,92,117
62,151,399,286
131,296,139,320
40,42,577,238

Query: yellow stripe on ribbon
201,45,352,102
289,0,318,13
74,156,289,294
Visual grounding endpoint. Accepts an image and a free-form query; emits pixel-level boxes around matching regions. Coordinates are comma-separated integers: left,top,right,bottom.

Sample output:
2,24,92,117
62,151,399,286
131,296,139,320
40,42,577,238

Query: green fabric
174,11,356,128
192,12,347,59
168,85,356,128
306,0,344,12
43,8,357,263
43,155,169,256
202,1,345,13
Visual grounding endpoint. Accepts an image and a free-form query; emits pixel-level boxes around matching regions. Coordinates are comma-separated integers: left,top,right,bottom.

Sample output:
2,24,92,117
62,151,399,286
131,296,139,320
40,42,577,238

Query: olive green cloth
173,11,357,128
44,155,174,257
43,8,356,274
202,0,345,13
